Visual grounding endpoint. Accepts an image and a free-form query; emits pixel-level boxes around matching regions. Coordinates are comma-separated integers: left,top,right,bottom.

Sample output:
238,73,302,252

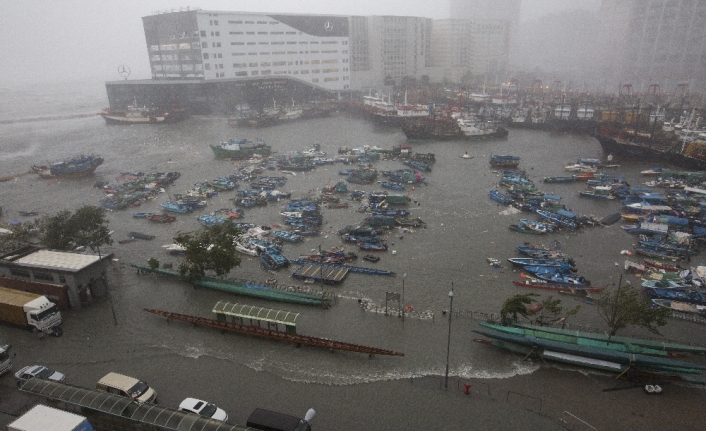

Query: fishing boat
509,224,545,235
515,245,567,259
634,246,683,261
641,280,694,289
578,186,614,200
357,241,388,251
32,154,104,179
160,201,193,214
652,299,706,315
210,138,271,159
642,287,706,305
534,273,590,285
512,277,603,292
146,213,176,223
489,190,515,205
272,230,304,243
643,259,683,272
507,257,576,269
522,263,576,276
535,210,578,230
519,219,556,234
260,247,290,270
362,254,380,263
490,155,520,168
100,101,186,124
128,231,155,240
543,176,576,183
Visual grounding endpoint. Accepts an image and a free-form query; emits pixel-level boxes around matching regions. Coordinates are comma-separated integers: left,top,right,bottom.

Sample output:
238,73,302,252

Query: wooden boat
489,155,520,168
642,287,706,305
210,138,271,159
634,246,683,261
535,210,577,230
519,219,556,233
160,201,193,214
362,254,380,263
507,257,576,268
128,231,155,240
534,273,590,285
358,241,388,251
509,224,544,235
652,299,706,315
643,259,683,272
515,245,567,259
512,277,603,292
32,154,104,179
100,104,186,125
272,230,304,243
146,213,176,223
488,189,515,205
543,176,576,183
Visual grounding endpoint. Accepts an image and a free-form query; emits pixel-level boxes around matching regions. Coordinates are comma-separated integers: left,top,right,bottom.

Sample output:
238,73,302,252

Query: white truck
0,286,62,335
0,344,11,376
8,404,97,431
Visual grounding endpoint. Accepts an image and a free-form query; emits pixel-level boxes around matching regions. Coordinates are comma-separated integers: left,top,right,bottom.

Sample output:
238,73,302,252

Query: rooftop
14,249,100,272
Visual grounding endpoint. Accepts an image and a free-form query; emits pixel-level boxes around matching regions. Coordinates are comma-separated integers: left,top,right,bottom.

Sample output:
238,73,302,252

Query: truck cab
0,345,11,377
24,296,62,333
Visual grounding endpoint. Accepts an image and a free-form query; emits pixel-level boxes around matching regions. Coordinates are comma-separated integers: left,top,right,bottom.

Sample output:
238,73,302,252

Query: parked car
95,372,157,403
179,397,228,422
14,365,65,385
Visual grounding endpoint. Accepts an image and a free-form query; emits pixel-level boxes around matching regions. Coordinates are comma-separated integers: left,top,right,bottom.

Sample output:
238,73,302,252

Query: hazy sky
1,0,601,85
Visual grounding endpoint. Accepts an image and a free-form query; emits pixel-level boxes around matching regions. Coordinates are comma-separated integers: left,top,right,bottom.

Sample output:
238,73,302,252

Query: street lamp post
445,288,454,389
401,273,407,321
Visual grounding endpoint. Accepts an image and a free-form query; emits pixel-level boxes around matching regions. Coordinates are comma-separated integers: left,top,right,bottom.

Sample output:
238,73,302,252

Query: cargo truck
8,404,96,431
0,286,62,335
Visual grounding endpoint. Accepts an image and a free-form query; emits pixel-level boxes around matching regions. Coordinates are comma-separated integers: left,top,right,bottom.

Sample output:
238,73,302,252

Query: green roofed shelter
18,378,245,430
213,300,300,333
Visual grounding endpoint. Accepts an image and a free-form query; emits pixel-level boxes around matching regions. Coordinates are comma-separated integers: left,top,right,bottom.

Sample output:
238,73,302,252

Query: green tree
533,296,581,327
174,223,242,282
595,282,670,337
500,293,539,325
38,205,112,251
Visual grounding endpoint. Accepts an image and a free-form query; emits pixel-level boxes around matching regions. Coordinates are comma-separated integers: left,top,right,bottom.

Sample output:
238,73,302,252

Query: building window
203,53,209,59
34,272,55,282
251,71,259,76
235,71,248,76
214,20,219,25
10,268,30,278
261,70,272,75
215,31,220,36
205,64,211,70
200,30,206,37
249,62,258,67
202,42,207,48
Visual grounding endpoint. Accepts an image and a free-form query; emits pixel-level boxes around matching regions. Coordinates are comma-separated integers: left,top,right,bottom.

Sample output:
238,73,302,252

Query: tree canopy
173,223,241,282
38,205,113,252
500,293,540,325
595,282,670,337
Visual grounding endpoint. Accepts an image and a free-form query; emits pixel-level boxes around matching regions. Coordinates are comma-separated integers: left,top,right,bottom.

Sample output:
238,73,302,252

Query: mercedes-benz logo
324,21,332,31
118,65,131,78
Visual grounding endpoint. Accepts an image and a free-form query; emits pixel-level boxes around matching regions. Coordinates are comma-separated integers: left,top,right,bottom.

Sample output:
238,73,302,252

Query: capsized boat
652,299,706,315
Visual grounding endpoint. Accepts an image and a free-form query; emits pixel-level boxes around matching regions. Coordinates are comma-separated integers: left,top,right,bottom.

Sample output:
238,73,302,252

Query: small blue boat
273,230,304,243
489,190,514,205
160,202,193,214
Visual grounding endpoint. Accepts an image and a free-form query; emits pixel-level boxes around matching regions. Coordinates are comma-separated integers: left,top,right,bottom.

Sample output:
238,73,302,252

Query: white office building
143,10,351,91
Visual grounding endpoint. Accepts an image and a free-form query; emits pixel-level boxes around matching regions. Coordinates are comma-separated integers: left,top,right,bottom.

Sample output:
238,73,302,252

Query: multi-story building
143,10,351,91
431,19,510,84
349,15,441,90
599,0,706,91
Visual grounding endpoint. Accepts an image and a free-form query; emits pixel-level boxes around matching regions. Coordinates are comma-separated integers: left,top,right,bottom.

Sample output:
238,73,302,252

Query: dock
144,308,404,357
292,262,349,285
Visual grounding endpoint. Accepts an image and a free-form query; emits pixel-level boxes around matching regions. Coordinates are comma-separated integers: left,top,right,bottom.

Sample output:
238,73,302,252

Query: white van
96,372,157,403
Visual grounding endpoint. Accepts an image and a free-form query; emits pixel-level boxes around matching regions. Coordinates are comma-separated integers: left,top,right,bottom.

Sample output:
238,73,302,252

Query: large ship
210,139,271,159
401,116,507,141
594,125,706,171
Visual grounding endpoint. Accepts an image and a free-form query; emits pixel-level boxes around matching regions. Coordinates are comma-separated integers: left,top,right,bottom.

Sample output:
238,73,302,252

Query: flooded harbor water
2,87,706,429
